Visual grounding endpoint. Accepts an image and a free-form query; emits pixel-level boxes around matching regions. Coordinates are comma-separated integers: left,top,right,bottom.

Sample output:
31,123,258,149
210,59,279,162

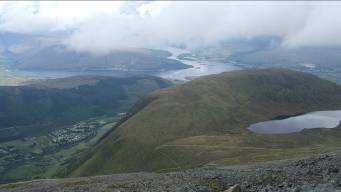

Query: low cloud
1,1,341,53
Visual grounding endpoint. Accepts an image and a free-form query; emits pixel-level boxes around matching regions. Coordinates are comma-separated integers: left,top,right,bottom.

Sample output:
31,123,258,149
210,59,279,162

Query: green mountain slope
0,75,171,140
72,69,341,176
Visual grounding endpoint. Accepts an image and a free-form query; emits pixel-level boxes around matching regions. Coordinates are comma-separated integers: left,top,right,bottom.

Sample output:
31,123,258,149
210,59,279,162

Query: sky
0,1,341,53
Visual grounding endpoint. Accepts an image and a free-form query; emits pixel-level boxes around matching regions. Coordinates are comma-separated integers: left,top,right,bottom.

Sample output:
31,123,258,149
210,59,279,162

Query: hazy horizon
1,1,341,54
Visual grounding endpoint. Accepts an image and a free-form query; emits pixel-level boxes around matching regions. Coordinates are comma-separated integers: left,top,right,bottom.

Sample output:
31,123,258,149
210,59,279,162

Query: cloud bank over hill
0,1,341,53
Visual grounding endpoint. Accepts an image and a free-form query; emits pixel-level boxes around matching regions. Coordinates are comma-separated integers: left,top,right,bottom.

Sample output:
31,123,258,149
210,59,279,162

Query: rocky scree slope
1,151,341,192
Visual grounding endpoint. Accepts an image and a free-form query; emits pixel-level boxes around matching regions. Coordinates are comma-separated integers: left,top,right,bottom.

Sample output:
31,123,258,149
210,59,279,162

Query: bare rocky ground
1,151,341,192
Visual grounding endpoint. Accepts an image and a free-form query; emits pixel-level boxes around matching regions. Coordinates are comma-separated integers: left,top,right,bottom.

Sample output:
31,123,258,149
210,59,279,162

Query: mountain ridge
71,68,341,176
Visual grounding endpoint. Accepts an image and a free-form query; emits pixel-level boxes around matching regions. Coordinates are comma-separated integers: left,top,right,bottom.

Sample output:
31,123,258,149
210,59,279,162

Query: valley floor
0,117,116,184
1,151,340,192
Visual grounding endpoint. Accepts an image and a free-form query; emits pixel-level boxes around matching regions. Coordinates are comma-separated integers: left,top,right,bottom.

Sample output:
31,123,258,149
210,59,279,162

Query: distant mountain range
186,36,341,83
0,32,189,73
230,46,341,83
3,32,341,84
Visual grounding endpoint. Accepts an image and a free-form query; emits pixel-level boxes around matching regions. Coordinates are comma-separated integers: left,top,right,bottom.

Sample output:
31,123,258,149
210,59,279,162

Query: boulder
224,184,241,192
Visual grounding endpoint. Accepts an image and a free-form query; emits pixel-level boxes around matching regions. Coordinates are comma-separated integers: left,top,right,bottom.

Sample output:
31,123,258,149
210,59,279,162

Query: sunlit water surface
248,110,341,134
157,47,239,81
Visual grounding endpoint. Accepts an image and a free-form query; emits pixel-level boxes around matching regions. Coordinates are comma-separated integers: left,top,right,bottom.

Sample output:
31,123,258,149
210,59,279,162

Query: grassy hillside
0,75,172,140
0,75,172,183
72,68,341,176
